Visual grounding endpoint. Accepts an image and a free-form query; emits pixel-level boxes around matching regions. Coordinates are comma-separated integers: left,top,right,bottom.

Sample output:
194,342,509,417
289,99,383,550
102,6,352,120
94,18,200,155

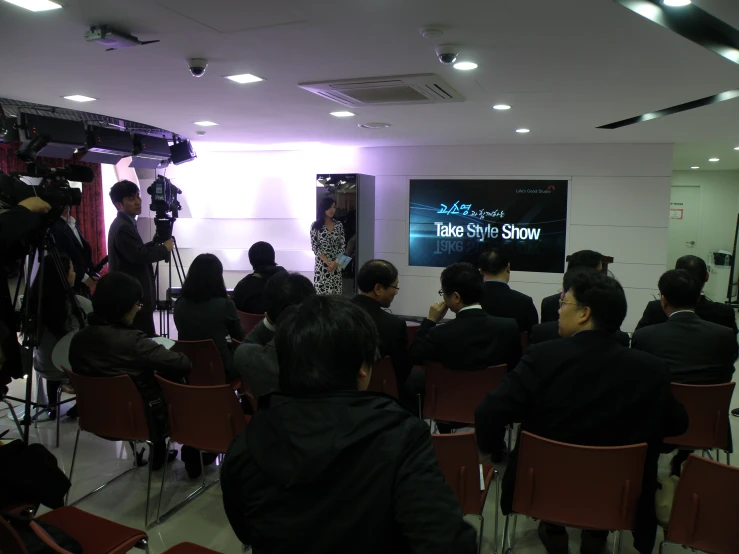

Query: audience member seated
30,254,91,420
479,249,539,334
540,249,602,323
409,262,520,372
69,272,191,470
221,295,477,553
232,241,286,314
234,272,315,400
475,270,688,554
635,255,738,333
174,253,245,380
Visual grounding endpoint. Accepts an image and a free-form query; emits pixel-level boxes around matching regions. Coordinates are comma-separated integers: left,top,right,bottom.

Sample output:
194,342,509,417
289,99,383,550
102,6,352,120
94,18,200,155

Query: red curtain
0,142,107,264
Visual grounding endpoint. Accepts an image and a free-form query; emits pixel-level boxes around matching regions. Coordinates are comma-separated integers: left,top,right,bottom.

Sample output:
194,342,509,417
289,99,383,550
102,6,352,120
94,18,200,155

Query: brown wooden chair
367,357,399,398
237,311,263,335
170,339,225,386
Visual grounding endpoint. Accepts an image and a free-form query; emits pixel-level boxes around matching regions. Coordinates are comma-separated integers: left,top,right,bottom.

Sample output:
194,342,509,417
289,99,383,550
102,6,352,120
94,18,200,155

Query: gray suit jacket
234,319,278,400
107,211,169,310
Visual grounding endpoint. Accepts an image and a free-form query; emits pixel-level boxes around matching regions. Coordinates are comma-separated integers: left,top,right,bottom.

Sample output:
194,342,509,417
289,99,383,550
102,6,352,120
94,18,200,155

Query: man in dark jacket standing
107,180,173,337
50,205,97,296
222,295,477,554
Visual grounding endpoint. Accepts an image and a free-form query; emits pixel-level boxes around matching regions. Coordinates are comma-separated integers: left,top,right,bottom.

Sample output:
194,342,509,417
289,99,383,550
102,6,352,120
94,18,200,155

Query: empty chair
423,363,507,425
664,382,735,463
505,431,648,554
432,432,498,554
366,356,399,398
64,370,157,528
170,339,225,386
237,311,263,335
154,376,248,524
660,454,739,554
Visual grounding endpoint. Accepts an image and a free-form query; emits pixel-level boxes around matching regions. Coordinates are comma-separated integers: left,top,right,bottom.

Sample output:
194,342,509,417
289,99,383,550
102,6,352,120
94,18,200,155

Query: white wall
104,143,673,332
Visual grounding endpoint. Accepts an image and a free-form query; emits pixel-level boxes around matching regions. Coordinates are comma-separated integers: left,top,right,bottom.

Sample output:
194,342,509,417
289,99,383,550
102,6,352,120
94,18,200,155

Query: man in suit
50,206,97,296
479,249,538,334
409,262,520,372
107,180,173,337
540,249,603,323
635,255,737,334
475,270,688,554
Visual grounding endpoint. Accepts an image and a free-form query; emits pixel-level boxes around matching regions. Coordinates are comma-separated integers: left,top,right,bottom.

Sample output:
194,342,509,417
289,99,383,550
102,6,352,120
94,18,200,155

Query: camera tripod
152,215,185,338
5,231,85,444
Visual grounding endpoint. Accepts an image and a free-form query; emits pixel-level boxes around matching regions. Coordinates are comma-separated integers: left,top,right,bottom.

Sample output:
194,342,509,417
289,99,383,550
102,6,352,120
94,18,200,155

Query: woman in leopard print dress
310,197,345,295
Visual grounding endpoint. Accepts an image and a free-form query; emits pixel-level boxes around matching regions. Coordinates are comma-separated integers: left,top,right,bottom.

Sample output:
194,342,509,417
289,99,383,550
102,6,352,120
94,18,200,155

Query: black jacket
50,217,94,290
221,392,477,554
409,307,521,371
635,296,738,334
352,295,410,383
475,330,688,554
480,281,539,334
631,311,738,384
539,292,560,323
531,321,631,347
232,265,286,314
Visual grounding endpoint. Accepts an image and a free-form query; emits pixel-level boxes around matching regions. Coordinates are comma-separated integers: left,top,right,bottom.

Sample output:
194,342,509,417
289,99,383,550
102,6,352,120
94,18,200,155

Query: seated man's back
530,320,630,347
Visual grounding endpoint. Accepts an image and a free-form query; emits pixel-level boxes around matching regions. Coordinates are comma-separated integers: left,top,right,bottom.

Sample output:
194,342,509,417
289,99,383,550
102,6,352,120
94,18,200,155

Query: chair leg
145,441,154,529
65,428,81,505
479,514,485,554
2,400,23,438
705,449,714,461
728,452,731,466
509,514,518,552
135,538,150,553
493,471,500,554
200,449,206,490
501,515,510,554
156,439,171,525
56,387,62,449
613,530,622,554
506,426,512,455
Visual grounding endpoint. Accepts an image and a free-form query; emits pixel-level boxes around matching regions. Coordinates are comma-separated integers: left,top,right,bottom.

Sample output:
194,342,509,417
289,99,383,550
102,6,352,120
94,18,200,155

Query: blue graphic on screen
409,179,568,272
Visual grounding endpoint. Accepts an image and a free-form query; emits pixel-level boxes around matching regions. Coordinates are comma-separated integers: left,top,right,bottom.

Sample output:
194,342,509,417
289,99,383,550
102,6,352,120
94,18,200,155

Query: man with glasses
540,249,603,323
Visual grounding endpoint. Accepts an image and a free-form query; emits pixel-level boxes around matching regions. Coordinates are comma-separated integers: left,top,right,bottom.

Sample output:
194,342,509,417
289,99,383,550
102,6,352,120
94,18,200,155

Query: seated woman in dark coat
174,253,245,380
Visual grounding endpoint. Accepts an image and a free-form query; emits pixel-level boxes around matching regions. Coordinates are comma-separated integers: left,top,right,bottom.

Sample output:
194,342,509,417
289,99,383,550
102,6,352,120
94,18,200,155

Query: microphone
50,165,95,183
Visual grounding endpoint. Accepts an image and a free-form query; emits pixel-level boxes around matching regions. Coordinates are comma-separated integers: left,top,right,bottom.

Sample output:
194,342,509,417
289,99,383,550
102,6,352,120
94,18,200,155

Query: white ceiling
2,0,739,169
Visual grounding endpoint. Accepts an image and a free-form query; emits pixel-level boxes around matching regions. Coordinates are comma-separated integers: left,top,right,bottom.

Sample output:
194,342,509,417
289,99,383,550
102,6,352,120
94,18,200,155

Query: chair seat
162,542,222,554
36,506,147,554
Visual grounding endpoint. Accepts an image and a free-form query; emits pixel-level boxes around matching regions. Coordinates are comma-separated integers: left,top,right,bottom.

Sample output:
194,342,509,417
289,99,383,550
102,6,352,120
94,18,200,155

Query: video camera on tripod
147,175,181,243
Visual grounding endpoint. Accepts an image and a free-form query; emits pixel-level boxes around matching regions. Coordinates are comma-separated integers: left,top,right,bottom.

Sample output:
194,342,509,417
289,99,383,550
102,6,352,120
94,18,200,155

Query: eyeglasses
388,285,400,291
558,299,579,308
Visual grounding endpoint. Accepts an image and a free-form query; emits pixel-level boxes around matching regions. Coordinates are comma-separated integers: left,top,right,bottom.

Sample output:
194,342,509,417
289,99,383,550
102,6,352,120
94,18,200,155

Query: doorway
667,186,700,270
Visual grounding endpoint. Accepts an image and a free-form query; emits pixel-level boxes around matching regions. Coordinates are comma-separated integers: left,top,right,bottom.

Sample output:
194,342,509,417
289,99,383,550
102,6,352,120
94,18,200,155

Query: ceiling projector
85,26,160,51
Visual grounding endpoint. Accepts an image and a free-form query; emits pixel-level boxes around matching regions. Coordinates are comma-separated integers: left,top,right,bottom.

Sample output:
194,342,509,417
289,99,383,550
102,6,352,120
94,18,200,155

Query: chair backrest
64,369,150,441
664,382,735,450
512,431,647,531
431,432,484,515
423,363,507,424
520,331,529,353
367,357,398,398
0,516,29,554
237,311,263,335
666,454,739,554
170,340,225,386
155,376,246,453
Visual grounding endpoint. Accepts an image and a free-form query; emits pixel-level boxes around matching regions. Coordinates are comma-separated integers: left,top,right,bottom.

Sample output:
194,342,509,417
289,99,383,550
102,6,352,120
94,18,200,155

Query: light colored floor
1,323,737,553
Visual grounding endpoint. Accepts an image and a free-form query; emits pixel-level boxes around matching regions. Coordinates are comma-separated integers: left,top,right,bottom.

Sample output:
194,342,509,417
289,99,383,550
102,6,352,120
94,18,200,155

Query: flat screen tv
409,179,569,272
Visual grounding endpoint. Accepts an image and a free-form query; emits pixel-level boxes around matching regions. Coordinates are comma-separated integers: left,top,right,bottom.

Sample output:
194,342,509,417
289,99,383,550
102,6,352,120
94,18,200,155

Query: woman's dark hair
311,196,336,231
29,254,73,338
180,253,227,302
248,241,276,270
109,180,139,207
441,262,484,305
276,295,378,393
92,272,143,324
264,272,315,323
357,260,398,293
564,269,627,333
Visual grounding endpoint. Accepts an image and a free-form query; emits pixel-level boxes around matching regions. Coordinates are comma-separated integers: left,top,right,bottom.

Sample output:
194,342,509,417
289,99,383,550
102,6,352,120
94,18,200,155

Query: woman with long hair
310,197,345,295
174,253,245,380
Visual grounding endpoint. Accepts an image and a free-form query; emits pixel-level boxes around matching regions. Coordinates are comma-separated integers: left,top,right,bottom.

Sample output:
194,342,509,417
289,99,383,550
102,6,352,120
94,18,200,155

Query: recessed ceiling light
492,104,511,110
358,122,391,129
194,121,219,127
516,128,530,134
691,166,700,169
330,111,355,117
662,0,691,6
63,95,96,103
453,61,478,70
709,158,720,162
3,0,62,11
225,73,264,84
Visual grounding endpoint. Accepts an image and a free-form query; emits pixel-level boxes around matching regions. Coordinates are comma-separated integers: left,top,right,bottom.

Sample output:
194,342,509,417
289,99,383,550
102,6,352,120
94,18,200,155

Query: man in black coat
530,320,630,347
50,206,97,295
107,180,173,337
221,295,477,554
475,270,688,554
409,262,520,372
540,249,603,323
479,249,538,335
232,241,286,314
635,255,737,334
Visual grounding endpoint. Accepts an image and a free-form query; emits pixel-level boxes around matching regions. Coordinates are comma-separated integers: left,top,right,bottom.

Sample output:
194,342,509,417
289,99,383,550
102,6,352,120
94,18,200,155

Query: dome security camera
435,45,459,65
187,58,208,77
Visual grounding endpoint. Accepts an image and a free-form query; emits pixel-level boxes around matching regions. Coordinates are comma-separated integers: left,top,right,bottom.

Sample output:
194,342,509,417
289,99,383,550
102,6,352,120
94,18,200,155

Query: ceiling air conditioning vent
298,74,463,107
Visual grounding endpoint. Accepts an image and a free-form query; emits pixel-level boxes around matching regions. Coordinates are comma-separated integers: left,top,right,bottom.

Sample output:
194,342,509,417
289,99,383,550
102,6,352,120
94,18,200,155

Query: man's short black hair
659,269,702,310
276,295,378,393
675,255,708,286
565,269,627,333
109,180,139,207
264,272,315,324
92,272,143,324
479,249,509,275
356,260,398,293
248,241,276,269
441,262,484,305
567,250,603,271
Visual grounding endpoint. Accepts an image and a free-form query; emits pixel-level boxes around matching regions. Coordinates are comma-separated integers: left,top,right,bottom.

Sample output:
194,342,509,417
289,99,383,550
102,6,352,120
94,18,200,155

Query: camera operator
108,180,174,337
50,206,97,297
